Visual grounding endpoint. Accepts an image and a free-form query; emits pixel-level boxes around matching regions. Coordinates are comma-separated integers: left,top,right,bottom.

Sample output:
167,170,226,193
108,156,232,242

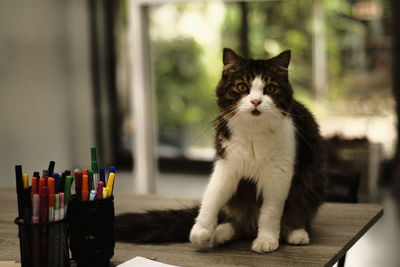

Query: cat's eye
237,83,249,93
264,85,277,94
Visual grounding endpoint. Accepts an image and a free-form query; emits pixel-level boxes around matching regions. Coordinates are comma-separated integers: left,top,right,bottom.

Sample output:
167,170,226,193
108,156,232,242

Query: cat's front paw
189,223,214,247
251,235,279,253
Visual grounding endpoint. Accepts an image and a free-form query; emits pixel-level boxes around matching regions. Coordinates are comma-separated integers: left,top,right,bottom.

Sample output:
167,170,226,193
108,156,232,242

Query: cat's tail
114,207,199,243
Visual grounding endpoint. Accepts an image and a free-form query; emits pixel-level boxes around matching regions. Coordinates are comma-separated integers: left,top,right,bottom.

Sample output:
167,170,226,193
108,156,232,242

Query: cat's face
216,48,293,120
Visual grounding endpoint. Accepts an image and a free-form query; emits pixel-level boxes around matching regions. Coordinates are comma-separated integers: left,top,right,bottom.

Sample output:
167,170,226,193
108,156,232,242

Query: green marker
64,175,72,216
88,170,94,191
91,147,99,173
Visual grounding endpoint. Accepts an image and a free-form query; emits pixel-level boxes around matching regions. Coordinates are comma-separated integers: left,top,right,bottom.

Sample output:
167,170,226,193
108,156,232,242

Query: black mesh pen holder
14,217,70,267
66,195,115,267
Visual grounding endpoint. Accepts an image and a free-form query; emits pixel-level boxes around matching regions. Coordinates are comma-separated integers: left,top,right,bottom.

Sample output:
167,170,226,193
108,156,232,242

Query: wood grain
0,190,382,267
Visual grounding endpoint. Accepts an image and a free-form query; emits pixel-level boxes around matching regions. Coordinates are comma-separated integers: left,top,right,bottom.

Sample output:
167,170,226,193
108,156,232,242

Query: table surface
0,189,383,267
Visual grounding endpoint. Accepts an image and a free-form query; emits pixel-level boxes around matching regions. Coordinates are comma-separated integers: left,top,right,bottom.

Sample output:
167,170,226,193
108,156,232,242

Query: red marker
40,186,49,224
31,177,38,196
81,174,88,201
96,181,104,200
74,171,82,200
39,178,46,195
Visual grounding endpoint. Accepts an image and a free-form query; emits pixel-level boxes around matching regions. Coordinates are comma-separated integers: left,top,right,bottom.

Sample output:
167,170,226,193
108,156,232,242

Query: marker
88,170,94,191
105,173,115,198
83,168,89,176
22,174,29,189
52,173,60,193
22,187,31,223
39,178,46,195
96,181,104,199
64,176,72,215
107,166,116,184
39,186,48,267
33,171,40,178
40,186,49,224
59,193,65,219
91,147,99,173
54,194,60,221
31,177,38,196
74,171,82,200
31,193,40,267
99,168,106,185
15,165,23,218
81,174,89,201
48,178,55,195
31,194,40,224
59,172,66,193
48,161,56,176
42,170,49,178
48,193,55,222
48,178,55,221
89,190,96,201
93,172,99,191
102,187,107,199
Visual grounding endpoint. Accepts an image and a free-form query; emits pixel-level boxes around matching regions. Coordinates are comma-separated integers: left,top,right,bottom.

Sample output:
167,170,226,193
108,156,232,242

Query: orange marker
48,178,55,195
81,175,89,201
83,168,89,176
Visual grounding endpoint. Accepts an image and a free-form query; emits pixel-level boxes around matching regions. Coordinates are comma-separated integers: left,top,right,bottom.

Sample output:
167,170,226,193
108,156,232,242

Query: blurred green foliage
153,38,216,148
150,0,391,151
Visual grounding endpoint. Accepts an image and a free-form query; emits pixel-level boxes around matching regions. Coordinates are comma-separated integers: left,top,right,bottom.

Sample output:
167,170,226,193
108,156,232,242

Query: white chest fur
223,114,296,183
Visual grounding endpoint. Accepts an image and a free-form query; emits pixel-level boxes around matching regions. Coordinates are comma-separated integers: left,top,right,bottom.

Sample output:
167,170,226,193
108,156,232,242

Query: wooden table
0,189,383,267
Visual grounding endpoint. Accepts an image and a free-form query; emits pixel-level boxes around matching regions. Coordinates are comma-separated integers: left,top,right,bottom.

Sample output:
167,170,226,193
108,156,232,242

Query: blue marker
52,173,60,194
99,168,106,185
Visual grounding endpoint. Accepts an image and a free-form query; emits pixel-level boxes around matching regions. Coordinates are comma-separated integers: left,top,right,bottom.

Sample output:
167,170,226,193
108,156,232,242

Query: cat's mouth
251,109,261,116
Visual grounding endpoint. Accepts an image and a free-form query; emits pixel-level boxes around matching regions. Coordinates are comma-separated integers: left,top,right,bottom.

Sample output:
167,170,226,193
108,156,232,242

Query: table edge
324,207,384,267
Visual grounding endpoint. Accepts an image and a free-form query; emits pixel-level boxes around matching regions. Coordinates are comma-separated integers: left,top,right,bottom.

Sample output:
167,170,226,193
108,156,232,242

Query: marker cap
91,147,98,172
96,181,104,199
89,190,96,201
105,173,115,198
23,174,29,189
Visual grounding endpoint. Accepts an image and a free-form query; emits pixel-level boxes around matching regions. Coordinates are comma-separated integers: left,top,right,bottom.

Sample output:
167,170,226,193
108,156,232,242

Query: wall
0,0,94,188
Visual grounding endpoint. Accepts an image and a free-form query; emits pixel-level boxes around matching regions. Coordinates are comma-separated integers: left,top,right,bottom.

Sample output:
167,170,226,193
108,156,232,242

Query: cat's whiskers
255,106,314,150
188,106,238,148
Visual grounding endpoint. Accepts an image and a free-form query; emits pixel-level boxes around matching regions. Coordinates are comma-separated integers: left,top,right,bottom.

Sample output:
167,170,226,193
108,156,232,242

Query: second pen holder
66,195,115,267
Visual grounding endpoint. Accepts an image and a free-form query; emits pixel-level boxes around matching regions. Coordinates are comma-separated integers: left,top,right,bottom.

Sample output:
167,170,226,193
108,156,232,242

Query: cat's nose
250,99,262,107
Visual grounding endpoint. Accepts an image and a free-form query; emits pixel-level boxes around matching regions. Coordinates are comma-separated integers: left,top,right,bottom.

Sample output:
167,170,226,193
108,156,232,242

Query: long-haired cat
115,48,326,253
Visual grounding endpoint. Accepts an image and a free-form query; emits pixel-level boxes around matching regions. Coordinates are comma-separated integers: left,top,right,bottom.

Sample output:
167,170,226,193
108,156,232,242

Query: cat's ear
271,50,291,69
223,48,243,66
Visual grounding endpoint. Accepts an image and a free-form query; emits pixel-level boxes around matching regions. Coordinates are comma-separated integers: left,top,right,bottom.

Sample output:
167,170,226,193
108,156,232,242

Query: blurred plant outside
147,0,394,161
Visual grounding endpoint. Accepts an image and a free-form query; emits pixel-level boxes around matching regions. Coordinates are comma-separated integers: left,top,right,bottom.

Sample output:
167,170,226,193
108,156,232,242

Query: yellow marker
102,187,107,199
105,173,115,198
23,173,29,189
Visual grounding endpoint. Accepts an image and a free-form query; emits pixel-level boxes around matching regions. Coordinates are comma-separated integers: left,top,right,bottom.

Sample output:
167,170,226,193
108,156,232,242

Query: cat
114,48,326,253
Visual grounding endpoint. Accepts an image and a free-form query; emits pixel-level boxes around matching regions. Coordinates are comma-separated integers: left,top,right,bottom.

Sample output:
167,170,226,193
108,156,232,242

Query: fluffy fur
115,49,326,253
